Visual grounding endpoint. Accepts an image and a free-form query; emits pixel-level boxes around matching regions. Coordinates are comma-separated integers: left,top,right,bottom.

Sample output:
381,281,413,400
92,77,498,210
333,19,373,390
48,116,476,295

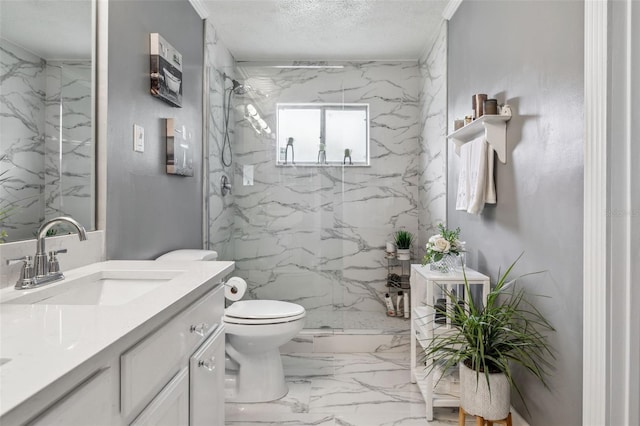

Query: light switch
243,165,254,186
133,124,144,152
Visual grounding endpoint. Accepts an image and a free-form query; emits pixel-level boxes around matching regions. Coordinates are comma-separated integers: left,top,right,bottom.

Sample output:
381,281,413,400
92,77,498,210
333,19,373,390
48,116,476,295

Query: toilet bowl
155,250,306,403
224,300,305,402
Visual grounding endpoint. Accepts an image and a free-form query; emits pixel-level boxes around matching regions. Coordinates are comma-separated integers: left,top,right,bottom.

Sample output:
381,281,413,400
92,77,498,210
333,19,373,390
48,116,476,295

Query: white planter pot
396,248,410,260
459,361,510,421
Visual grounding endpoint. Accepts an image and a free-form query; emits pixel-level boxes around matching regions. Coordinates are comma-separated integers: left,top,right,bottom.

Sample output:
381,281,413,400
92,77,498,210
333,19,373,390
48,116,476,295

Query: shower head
224,73,247,95
231,79,246,95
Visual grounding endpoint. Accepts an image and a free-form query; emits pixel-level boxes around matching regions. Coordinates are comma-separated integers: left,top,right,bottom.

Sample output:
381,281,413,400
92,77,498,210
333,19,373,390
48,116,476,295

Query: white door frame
582,1,608,423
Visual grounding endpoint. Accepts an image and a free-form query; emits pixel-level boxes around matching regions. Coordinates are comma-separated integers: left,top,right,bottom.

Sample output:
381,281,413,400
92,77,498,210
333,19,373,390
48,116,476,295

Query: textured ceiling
0,1,92,60
205,0,448,61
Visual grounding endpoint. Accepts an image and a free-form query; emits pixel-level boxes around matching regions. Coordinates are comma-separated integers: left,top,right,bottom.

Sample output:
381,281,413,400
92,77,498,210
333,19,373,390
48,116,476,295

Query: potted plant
424,256,554,420
422,224,464,273
394,230,414,260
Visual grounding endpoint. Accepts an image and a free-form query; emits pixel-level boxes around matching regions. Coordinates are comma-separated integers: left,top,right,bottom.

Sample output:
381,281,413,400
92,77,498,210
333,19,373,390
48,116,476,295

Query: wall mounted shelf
447,113,512,164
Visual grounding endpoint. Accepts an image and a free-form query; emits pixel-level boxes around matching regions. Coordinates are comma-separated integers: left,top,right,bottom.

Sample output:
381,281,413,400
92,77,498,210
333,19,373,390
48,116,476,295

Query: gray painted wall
448,1,583,424
417,22,447,252
107,0,203,260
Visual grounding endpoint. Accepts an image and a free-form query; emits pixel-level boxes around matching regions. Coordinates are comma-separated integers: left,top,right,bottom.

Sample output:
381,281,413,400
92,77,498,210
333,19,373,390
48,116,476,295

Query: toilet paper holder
222,277,247,301
223,280,238,295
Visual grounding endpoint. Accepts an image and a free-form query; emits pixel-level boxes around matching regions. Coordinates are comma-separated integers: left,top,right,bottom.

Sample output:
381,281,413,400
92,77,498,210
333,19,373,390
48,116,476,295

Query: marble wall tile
417,22,448,251
44,61,93,230
1,40,93,242
204,22,238,261
232,62,421,329
0,40,46,241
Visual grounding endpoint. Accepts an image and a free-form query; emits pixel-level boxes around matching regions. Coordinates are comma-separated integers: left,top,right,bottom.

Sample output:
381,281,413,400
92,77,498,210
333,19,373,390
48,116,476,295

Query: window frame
276,103,370,167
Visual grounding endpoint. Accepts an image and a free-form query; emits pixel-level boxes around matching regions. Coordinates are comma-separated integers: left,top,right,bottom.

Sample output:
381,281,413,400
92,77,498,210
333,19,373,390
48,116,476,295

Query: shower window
276,103,370,166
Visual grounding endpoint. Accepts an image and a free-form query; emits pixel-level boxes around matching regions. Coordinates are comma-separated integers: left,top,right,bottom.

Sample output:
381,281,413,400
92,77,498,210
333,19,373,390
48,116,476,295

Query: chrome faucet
8,216,87,289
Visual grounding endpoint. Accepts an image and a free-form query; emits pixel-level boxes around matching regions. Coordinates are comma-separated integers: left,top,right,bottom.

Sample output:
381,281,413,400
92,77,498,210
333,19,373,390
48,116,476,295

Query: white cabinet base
26,368,113,426
131,367,189,426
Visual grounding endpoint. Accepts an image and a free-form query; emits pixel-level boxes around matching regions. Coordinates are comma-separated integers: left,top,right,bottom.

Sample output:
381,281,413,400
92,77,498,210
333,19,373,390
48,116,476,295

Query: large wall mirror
0,0,96,242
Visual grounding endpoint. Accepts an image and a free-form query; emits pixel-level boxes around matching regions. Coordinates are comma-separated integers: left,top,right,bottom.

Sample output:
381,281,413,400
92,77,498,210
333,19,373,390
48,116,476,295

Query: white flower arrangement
422,224,464,265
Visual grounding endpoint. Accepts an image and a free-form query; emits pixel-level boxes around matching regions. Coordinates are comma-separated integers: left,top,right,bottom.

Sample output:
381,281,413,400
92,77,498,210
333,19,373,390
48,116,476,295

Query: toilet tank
155,249,218,261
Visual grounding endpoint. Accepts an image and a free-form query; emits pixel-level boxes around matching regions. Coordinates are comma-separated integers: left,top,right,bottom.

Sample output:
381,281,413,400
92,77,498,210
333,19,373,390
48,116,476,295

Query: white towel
456,137,496,215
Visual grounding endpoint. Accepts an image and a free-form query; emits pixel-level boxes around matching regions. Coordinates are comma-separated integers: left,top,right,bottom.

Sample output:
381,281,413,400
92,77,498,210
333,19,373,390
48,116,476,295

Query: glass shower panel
325,109,368,163
276,108,320,163
232,65,345,330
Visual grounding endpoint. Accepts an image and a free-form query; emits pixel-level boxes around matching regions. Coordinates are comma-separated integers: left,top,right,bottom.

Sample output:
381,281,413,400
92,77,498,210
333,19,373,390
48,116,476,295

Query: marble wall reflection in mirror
0,0,95,242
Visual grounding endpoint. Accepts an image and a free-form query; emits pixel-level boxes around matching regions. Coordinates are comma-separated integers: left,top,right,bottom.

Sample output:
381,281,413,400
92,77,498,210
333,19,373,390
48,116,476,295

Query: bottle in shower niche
385,293,396,316
396,291,404,317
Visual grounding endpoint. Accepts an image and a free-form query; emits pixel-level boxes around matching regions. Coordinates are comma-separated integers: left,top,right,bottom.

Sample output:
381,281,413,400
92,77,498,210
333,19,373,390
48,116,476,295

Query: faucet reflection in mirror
6,216,87,289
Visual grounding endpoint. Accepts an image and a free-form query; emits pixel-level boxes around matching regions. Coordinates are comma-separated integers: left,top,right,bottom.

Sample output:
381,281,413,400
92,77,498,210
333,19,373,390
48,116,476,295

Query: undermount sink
2,270,181,306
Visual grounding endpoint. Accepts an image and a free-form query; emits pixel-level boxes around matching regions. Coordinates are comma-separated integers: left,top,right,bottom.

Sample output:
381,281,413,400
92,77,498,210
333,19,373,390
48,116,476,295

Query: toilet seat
224,300,306,325
224,312,306,325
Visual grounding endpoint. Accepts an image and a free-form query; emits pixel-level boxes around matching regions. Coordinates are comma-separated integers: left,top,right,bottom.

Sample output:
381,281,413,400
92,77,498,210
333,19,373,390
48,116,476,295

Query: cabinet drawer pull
198,356,216,372
190,322,209,336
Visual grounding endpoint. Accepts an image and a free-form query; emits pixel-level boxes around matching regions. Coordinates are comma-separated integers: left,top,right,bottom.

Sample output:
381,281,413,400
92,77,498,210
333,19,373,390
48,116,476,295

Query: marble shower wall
204,22,236,260
232,62,420,329
44,61,93,229
417,22,448,250
0,40,46,241
1,39,93,241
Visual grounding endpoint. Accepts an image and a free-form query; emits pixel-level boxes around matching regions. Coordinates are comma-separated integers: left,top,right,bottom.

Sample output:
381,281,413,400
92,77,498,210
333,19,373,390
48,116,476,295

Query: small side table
409,265,490,421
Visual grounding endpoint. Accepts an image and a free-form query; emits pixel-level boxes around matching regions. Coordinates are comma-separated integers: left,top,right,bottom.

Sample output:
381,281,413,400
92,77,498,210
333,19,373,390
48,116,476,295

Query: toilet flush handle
190,322,210,336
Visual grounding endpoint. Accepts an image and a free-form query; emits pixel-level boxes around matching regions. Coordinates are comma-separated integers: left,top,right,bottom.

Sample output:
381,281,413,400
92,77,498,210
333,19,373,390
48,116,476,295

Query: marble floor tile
334,408,463,426
282,353,337,378
307,372,425,416
225,379,313,418
226,353,418,424
225,413,336,425
225,353,491,426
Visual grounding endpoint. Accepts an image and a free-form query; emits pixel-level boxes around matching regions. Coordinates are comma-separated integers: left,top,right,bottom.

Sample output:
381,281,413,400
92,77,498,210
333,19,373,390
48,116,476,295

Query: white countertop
0,260,234,418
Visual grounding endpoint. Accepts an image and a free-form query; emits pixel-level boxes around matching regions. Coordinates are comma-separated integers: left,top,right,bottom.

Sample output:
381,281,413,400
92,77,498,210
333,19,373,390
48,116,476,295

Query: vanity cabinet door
190,325,225,426
121,285,224,418
27,368,113,426
130,367,189,426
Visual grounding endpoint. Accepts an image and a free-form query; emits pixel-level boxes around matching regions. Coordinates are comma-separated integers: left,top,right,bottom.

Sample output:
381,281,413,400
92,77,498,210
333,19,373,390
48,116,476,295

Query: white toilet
156,249,306,403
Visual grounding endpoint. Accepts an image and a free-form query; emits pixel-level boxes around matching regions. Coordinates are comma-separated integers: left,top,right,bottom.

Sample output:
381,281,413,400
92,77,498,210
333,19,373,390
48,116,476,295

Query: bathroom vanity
0,260,234,426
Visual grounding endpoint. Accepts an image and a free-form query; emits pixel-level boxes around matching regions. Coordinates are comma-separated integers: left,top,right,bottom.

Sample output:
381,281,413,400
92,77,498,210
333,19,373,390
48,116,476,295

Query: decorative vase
429,254,458,273
459,361,510,421
396,248,411,261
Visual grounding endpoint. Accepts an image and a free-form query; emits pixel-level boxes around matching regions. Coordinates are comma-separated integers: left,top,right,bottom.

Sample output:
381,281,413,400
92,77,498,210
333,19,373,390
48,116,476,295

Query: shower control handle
221,175,232,196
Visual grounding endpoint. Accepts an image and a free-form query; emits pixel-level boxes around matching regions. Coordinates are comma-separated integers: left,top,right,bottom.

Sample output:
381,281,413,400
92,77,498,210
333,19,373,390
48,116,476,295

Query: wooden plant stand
459,407,513,426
